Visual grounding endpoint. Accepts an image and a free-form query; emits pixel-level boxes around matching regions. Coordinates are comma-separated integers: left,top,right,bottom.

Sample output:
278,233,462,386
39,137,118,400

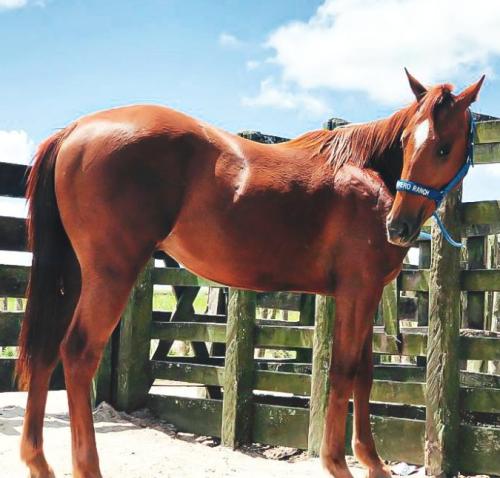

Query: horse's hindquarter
54,105,211,271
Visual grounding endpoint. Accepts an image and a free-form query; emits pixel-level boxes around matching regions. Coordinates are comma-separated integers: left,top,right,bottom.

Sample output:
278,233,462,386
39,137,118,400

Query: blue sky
0,0,499,226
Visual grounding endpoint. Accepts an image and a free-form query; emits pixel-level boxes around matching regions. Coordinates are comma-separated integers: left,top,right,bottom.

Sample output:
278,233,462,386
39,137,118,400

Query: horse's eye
437,144,451,157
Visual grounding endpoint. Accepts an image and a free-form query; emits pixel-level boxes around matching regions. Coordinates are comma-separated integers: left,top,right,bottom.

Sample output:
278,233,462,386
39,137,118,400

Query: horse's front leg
352,328,392,478
321,288,382,478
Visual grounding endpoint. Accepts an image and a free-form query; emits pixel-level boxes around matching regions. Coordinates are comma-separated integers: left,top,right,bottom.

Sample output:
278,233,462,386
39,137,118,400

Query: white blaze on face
413,119,430,151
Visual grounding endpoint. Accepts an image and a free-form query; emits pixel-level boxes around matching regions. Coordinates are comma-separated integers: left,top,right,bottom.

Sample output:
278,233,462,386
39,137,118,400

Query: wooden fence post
425,188,462,476
382,279,399,339
417,239,431,367
465,235,486,328
115,258,154,411
465,235,487,372
91,340,113,407
296,294,315,362
308,295,335,456
221,288,256,448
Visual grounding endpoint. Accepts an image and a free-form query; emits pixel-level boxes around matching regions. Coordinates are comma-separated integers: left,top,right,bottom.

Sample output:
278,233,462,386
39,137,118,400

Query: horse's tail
15,126,76,390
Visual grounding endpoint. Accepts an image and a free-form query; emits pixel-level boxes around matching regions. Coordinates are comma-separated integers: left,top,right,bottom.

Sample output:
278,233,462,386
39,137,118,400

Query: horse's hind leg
21,362,57,478
352,330,392,478
21,253,80,478
60,259,147,478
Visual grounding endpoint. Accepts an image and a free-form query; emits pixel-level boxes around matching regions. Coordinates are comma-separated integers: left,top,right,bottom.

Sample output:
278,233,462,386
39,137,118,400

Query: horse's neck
369,141,404,194
362,107,411,194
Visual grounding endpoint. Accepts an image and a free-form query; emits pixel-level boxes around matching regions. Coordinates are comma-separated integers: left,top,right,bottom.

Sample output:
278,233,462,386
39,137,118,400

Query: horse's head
386,70,485,246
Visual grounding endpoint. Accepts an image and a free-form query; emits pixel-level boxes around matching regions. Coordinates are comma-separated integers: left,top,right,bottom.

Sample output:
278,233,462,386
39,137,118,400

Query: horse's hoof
28,469,55,478
321,454,355,478
365,464,392,478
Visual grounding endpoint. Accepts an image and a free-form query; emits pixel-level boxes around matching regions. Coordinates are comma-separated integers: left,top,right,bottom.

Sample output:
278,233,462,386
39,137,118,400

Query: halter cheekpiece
395,110,475,248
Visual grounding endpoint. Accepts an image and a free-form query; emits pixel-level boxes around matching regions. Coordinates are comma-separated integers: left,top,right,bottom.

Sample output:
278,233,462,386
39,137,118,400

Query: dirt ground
0,390,422,478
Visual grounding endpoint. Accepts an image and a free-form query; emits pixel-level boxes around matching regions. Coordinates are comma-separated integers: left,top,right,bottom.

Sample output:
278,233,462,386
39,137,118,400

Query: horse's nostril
387,219,411,241
399,220,409,239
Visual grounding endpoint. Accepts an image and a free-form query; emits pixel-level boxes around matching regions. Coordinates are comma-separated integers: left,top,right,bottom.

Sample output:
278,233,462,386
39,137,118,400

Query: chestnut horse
16,71,483,478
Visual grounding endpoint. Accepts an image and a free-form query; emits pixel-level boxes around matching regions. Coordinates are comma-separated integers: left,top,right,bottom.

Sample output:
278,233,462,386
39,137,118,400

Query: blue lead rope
396,111,475,248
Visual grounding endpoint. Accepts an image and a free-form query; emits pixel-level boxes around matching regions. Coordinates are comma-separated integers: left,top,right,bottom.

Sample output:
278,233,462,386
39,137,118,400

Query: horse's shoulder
334,164,388,198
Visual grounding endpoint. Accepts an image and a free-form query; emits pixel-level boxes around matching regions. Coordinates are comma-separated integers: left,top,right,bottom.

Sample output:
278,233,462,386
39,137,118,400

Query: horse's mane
286,84,455,176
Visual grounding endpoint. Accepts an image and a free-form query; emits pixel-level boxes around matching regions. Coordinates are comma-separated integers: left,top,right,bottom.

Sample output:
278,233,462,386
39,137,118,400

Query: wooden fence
0,119,499,475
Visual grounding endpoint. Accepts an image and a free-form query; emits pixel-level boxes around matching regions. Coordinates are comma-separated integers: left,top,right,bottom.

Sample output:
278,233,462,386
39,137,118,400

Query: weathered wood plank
0,311,22,346
382,279,399,337
474,142,500,164
148,394,222,437
150,322,227,343
221,289,256,448
370,380,425,406
91,338,113,407
0,357,16,391
0,216,27,252
475,119,500,144
370,416,425,465
308,295,334,455
460,335,500,360
461,269,500,291
254,370,311,396
0,357,65,392
373,328,427,356
152,310,226,323
416,240,430,367
425,187,462,475
252,403,309,449
464,236,486,356
153,267,223,287
0,162,28,198
296,294,315,362
115,259,154,411
151,361,224,387
256,292,302,311
461,200,500,226
461,386,500,413
460,370,500,388
373,365,426,382
255,325,313,349
0,265,29,297
458,424,500,475
400,270,429,291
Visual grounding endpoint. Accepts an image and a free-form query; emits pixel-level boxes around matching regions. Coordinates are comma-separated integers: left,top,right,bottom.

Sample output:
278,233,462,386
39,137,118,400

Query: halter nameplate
395,179,443,203
395,110,475,248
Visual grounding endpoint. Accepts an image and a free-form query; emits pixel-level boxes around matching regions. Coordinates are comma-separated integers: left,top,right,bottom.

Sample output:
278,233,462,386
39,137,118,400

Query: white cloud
0,130,34,164
265,0,500,105
242,77,329,116
218,32,243,49
0,0,44,9
0,0,27,8
463,164,500,201
246,60,260,71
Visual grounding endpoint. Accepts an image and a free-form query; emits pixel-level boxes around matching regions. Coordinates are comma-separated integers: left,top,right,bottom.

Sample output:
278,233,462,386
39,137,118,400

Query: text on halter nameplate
397,181,431,197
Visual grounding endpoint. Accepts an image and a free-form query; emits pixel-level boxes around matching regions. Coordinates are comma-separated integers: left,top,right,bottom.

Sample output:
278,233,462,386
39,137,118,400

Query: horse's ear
455,75,485,110
404,68,427,101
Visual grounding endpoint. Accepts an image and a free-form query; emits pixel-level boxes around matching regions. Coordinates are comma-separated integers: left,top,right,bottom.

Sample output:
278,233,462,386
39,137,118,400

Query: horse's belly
158,212,328,293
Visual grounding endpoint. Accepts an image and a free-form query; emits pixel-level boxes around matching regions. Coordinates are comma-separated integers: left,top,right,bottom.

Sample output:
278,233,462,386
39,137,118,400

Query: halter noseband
395,110,475,248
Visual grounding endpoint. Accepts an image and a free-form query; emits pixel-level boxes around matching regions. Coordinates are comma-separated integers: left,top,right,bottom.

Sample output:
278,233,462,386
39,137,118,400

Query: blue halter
395,111,475,248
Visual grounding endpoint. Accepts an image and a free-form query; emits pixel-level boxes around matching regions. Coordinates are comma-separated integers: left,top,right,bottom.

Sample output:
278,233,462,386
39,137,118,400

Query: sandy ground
0,390,421,478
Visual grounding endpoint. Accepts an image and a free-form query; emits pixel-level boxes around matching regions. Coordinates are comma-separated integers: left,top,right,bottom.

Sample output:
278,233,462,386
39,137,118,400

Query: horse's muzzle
386,217,420,247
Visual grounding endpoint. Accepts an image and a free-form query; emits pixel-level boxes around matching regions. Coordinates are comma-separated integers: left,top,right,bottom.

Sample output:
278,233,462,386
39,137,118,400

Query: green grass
153,287,209,313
